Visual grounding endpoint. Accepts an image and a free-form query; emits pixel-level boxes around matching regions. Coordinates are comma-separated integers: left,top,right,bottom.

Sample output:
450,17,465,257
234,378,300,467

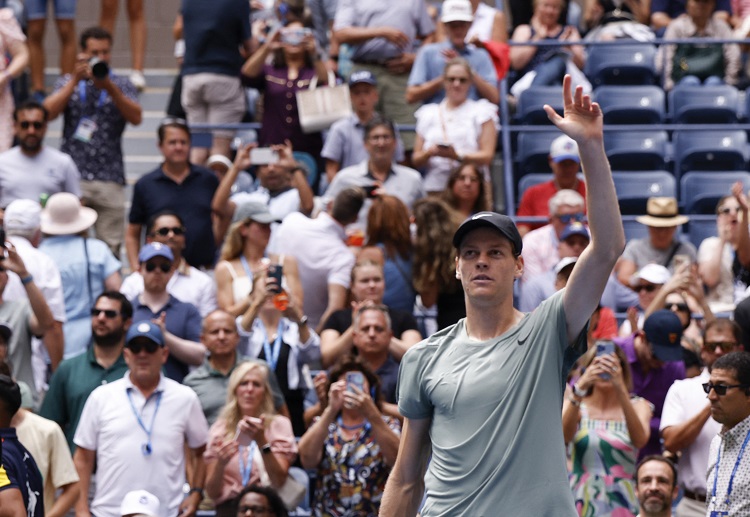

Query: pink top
732,0,750,17
204,416,298,504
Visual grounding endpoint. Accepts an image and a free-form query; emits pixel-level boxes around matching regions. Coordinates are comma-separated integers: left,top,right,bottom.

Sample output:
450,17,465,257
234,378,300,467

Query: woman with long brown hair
440,163,490,219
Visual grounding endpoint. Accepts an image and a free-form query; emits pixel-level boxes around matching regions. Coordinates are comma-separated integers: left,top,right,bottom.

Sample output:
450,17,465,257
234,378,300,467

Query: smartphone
361,185,378,198
596,340,616,380
346,371,365,394
437,143,451,149
250,147,279,165
233,426,252,446
0,228,6,249
673,254,691,270
268,264,283,294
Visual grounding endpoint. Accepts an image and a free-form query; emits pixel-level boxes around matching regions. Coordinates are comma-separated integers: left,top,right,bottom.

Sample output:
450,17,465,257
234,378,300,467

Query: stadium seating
594,85,665,124
673,130,747,178
516,130,561,176
584,44,658,86
669,84,740,124
680,171,750,214
604,130,669,171
612,171,676,215
516,86,564,125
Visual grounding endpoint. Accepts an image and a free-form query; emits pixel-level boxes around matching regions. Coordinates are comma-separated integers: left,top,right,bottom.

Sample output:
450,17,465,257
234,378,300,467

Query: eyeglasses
667,302,690,312
152,226,185,237
556,212,586,224
634,284,658,293
144,262,171,273
19,121,44,130
90,308,121,319
718,206,740,216
126,340,160,354
704,341,738,352
237,506,271,515
445,76,469,84
702,382,749,395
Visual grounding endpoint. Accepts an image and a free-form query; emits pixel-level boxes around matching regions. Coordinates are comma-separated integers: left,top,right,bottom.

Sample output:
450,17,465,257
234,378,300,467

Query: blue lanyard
126,388,162,456
261,320,284,371
238,441,257,486
77,80,108,109
239,256,254,285
337,416,371,433
711,426,750,508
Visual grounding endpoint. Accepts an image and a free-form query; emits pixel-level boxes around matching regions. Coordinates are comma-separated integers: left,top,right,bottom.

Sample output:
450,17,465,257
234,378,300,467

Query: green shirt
39,346,128,451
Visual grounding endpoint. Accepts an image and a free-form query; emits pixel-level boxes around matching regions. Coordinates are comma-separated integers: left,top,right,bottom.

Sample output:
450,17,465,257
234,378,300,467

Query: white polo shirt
74,372,208,517
660,368,720,494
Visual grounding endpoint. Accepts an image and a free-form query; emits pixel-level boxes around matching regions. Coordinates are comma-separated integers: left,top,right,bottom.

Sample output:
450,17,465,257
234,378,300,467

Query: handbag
296,71,352,134
672,42,724,82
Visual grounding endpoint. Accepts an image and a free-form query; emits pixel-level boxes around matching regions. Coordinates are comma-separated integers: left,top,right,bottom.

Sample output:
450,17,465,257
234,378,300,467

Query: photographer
43,26,142,258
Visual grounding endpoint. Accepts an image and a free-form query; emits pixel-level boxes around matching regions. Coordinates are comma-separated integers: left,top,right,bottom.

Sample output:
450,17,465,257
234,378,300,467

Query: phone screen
346,372,365,393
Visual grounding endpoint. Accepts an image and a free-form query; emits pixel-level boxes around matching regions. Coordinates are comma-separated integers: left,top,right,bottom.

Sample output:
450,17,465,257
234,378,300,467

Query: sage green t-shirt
397,290,585,516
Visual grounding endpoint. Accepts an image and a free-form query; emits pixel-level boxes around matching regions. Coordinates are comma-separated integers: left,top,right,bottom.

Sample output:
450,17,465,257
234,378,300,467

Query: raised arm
546,75,625,343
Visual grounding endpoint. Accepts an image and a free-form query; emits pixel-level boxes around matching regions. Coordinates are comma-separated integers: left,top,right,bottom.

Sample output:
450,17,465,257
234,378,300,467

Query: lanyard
711,426,750,508
126,388,162,456
239,256,254,285
261,320,284,371
238,441,257,486
77,80,108,109
337,416,370,432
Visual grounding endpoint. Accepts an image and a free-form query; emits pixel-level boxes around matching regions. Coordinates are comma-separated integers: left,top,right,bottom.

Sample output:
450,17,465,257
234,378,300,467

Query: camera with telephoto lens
89,57,109,79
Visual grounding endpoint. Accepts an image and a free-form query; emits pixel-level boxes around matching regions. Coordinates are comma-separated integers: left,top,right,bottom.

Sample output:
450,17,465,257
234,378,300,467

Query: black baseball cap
452,212,523,255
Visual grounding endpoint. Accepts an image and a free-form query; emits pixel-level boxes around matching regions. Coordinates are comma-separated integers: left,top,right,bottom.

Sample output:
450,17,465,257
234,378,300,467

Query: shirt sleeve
474,49,498,86
407,47,429,86
185,390,210,449
320,122,345,162
184,303,203,341
39,364,70,427
63,155,82,198
327,250,355,288
48,422,80,489
332,0,356,31
98,240,123,278
396,345,434,419
659,380,684,431
128,179,147,224
73,387,103,451
267,415,298,462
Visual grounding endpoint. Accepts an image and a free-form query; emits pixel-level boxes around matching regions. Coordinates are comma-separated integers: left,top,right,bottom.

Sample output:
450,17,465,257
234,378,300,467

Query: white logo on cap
139,496,148,504
137,323,151,332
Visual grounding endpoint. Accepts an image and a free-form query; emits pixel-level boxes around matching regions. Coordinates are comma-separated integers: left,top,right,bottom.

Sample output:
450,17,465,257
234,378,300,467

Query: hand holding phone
595,340,616,380
346,371,365,394
250,147,279,165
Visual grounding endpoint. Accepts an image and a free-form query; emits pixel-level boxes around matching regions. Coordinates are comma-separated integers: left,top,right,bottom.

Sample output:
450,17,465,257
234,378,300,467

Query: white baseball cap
630,263,671,287
550,135,580,163
120,490,160,517
441,0,474,23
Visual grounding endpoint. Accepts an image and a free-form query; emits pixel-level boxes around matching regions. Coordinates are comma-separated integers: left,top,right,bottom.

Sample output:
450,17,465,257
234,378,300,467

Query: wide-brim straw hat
40,192,98,235
635,197,689,227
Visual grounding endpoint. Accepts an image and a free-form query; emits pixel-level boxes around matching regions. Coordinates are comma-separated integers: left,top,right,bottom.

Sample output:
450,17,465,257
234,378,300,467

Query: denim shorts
26,0,77,20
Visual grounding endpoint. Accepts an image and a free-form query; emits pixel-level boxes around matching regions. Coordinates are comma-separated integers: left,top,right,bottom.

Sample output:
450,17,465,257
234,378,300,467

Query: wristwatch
188,487,204,499
261,444,273,455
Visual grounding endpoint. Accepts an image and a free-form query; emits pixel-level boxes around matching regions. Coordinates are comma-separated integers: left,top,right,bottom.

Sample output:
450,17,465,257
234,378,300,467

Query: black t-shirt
0,428,44,517
322,308,420,338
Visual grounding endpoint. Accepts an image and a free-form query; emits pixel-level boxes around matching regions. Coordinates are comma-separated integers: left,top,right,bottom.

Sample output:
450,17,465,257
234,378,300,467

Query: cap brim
636,215,689,227
350,79,377,86
452,218,521,254
552,154,580,163
442,15,474,23
652,344,684,362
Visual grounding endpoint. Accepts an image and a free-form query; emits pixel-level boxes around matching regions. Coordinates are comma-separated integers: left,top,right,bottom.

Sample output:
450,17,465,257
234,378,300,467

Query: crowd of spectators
5,0,750,516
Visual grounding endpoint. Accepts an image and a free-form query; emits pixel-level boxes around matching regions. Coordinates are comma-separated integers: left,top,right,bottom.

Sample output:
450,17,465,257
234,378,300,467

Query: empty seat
612,171,676,215
622,218,649,242
516,130,561,176
584,44,657,86
686,218,717,248
594,85,665,124
516,86,563,125
680,171,750,214
604,130,668,171
669,84,740,124
673,130,747,177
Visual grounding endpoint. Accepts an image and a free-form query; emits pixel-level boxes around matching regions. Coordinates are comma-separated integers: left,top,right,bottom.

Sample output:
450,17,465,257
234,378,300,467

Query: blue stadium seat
516,86,563,125
604,130,668,171
594,86,665,124
612,171,676,215
584,44,657,86
673,130,747,177
293,151,318,188
623,218,649,242
680,171,750,214
516,130,561,175
669,85,740,124
686,218,717,248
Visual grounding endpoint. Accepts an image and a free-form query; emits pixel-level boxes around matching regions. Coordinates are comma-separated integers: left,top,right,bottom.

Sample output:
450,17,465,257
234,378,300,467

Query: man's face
15,109,47,154
257,163,292,192
702,327,740,369
456,228,523,306
558,234,589,258
139,256,174,293
350,83,378,115
91,297,130,347
149,215,186,257
550,204,585,236
158,127,191,166
445,21,471,46
353,309,392,356
549,158,580,186
83,37,112,63
707,367,750,428
124,338,168,384
635,460,676,514
364,125,396,164
648,225,677,250
202,312,239,358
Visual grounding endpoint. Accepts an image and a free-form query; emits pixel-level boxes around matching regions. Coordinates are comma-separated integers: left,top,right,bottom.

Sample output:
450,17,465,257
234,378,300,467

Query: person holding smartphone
298,355,400,516
562,343,653,516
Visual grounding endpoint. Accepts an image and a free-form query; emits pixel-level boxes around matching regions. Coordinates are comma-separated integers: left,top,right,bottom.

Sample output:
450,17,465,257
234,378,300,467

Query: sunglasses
445,76,469,84
718,206,740,216
152,226,185,237
126,340,160,354
19,121,44,130
90,308,121,319
557,213,586,224
634,284,658,293
704,341,738,352
667,302,690,312
144,262,171,273
702,382,749,396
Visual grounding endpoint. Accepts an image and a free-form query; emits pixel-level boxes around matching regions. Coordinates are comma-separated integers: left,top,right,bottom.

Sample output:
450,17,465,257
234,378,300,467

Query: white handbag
296,71,352,133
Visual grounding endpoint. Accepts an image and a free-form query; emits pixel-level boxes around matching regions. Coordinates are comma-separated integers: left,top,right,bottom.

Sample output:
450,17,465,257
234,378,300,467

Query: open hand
545,75,603,143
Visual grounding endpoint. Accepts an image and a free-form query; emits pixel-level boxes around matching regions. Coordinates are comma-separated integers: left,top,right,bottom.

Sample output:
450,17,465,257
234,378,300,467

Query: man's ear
514,255,524,279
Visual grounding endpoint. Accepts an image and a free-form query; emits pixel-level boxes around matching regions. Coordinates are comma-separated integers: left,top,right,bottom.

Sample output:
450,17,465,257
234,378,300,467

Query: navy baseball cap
349,70,377,87
126,321,165,348
138,242,174,263
560,222,590,242
643,310,684,362
452,212,523,255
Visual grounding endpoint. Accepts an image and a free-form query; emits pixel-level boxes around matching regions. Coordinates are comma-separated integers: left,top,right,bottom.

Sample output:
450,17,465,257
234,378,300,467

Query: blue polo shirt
408,41,497,104
0,428,44,517
131,295,202,382
129,164,219,268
